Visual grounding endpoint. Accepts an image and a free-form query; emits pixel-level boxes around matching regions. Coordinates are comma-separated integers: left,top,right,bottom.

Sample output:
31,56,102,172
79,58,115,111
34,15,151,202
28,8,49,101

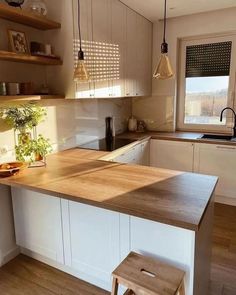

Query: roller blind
185,41,232,78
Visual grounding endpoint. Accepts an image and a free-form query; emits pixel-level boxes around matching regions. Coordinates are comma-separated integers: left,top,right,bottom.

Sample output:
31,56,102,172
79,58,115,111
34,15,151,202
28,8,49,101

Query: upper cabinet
75,0,152,99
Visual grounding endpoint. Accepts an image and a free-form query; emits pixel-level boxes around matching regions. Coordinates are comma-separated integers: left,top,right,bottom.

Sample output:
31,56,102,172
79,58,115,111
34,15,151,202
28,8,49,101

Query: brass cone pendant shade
153,0,174,80
73,0,89,82
74,50,89,82
153,54,174,79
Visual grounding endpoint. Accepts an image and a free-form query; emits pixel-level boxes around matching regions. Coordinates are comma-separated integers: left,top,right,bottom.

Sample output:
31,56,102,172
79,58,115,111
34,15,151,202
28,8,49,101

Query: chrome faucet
220,107,236,138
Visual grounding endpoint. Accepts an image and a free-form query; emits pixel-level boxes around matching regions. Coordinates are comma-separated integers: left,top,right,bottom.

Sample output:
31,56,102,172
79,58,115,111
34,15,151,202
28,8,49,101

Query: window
177,35,236,132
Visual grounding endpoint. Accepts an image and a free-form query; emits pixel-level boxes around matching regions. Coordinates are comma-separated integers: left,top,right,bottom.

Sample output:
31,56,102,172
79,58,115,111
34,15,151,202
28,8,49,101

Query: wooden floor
209,203,236,295
0,203,235,295
0,254,109,295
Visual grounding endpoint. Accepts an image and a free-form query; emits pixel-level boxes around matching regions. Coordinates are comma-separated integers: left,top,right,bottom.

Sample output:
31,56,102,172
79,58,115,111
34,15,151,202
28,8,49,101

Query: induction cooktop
78,137,137,152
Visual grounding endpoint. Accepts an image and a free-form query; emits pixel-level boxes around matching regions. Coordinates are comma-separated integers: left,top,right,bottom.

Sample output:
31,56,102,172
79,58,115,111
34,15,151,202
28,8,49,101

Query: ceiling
120,0,236,22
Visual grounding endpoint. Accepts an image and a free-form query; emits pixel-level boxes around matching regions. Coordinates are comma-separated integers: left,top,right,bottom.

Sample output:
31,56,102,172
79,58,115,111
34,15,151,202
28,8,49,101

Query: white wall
133,7,236,131
0,98,132,162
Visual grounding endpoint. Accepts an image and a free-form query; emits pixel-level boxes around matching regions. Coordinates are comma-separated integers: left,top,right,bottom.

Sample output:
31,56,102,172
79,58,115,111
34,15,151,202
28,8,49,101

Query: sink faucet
220,107,236,137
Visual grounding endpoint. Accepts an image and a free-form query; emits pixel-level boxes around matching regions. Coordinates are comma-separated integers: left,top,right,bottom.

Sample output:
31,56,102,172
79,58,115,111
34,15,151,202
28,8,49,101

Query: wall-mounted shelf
0,95,65,102
0,3,61,30
0,51,62,65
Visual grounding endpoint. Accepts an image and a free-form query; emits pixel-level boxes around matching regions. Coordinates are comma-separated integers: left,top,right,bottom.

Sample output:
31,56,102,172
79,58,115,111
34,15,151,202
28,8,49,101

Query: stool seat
111,252,185,295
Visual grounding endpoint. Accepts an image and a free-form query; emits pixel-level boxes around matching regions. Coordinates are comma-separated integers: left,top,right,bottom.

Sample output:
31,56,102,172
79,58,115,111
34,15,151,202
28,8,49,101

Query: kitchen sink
201,134,236,141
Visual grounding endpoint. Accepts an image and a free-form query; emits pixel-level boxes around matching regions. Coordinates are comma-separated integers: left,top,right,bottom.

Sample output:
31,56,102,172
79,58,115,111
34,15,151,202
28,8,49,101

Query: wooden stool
111,252,185,295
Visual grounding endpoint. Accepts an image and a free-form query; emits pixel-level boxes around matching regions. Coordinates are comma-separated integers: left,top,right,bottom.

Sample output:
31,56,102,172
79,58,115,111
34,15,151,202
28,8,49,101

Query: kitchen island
0,148,218,295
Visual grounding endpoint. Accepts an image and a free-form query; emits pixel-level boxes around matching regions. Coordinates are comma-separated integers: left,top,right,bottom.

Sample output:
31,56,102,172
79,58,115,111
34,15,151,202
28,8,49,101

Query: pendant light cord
78,0,82,51
163,0,167,43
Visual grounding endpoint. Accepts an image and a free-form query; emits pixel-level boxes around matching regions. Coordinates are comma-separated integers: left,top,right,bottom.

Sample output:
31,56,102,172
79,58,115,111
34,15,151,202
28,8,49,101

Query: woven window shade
186,41,232,78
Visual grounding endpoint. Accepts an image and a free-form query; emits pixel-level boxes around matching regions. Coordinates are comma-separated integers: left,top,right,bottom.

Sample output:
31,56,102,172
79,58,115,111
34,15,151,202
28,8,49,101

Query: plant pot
34,153,44,162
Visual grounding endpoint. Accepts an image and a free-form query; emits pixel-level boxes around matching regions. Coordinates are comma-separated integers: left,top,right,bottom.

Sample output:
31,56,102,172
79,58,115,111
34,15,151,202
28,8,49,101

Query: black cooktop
78,137,136,152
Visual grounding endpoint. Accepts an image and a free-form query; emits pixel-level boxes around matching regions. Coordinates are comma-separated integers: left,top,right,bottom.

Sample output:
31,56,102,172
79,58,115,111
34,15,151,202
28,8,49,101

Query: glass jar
27,0,48,16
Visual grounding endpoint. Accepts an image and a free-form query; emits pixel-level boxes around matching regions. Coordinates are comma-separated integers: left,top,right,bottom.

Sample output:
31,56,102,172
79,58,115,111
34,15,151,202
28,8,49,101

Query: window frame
177,34,236,133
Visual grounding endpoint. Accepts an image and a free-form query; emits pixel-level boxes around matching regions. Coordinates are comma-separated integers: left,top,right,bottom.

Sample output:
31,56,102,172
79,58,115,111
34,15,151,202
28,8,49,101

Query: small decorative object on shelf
0,103,52,167
5,0,24,8
8,29,29,54
40,83,49,95
0,82,7,96
26,0,47,16
30,41,57,59
136,120,147,133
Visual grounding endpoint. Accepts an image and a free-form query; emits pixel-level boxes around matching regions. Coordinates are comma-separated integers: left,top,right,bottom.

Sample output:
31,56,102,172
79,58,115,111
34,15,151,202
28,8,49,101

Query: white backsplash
132,95,175,131
0,98,132,162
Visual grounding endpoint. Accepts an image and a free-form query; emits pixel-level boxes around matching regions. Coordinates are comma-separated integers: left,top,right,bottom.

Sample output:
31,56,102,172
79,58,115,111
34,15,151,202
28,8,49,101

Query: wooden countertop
118,131,236,146
0,148,217,232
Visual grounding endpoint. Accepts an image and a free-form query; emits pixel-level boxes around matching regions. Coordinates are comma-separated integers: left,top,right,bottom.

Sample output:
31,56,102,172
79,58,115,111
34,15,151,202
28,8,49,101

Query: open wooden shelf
0,3,61,30
0,50,62,65
0,95,65,102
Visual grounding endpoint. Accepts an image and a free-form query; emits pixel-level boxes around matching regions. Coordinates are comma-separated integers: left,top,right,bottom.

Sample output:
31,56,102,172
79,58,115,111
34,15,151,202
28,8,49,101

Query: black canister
105,117,113,140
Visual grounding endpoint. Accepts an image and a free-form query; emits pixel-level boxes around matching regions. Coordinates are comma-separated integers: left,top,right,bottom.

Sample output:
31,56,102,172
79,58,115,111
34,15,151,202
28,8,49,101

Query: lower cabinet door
194,143,236,200
150,139,194,172
114,146,138,164
67,201,120,290
140,140,150,166
11,188,64,264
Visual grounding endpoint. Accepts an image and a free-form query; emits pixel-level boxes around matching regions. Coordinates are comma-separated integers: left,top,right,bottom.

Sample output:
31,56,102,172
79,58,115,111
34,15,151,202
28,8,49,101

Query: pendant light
73,0,89,82
153,0,174,80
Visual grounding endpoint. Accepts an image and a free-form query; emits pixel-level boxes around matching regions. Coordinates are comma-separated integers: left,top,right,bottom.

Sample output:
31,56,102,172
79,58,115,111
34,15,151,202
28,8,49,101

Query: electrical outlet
0,146,9,156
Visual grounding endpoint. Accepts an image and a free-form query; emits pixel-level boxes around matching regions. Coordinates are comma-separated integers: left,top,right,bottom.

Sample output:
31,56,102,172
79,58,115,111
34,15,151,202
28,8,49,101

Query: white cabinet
125,11,152,97
11,188,64,264
135,15,152,97
75,0,152,99
110,0,126,98
66,201,120,289
114,145,140,164
125,8,137,97
140,140,150,166
194,143,236,201
129,216,194,295
112,140,150,166
150,139,194,172
92,0,112,98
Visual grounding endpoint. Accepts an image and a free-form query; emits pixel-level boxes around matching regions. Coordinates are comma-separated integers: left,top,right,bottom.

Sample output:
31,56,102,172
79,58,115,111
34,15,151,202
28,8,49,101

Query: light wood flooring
0,203,235,295
209,203,236,295
0,254,109,295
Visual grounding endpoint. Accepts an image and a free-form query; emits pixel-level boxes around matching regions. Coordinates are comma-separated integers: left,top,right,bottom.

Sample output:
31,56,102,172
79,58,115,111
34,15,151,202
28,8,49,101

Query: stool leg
111,278,119,295
178,280,185,295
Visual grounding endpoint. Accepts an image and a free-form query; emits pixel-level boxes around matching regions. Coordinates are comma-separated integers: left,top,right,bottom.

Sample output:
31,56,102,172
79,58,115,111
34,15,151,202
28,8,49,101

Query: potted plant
15,135,53,163
0,103,46,145
0,103,52,165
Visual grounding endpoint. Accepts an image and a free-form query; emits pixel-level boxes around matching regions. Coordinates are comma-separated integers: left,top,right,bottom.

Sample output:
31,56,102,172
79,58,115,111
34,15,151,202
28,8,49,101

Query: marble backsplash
0,98,132,162
132,95,175,131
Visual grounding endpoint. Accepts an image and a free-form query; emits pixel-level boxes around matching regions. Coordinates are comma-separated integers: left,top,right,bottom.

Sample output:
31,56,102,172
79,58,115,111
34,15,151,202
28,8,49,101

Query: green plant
0,103,46,132
15,135,53,163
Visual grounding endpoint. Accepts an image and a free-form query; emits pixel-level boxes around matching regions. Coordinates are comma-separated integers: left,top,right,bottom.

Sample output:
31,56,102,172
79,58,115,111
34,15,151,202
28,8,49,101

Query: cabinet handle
216,145,236,150
126,93,130,96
